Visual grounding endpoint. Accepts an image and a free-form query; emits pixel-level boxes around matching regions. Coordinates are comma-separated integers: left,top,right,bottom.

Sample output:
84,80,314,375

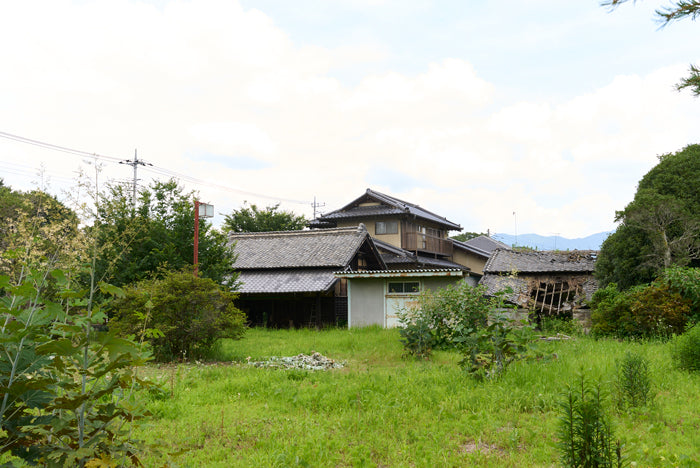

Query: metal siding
348,279,385,327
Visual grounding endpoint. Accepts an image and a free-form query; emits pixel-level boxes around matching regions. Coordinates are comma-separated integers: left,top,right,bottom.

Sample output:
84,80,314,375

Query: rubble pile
248,352,345,371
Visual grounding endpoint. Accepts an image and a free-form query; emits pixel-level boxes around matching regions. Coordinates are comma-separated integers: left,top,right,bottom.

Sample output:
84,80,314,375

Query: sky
1,0,699,238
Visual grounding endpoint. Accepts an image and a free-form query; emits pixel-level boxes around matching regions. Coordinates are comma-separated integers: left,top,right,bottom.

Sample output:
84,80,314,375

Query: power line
0,130,312,205
0,160,76,185
0,130,122,163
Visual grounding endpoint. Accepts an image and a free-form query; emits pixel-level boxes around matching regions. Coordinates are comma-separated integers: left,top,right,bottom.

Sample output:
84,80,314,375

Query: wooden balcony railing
402,231,453,256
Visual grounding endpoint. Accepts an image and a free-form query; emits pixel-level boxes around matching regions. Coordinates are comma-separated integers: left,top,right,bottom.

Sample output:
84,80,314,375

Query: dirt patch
460,440,503,455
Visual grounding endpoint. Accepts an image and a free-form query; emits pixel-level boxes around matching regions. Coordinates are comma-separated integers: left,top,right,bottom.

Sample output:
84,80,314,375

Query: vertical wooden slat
548,282,558,315
556,282,565,314
540,282,549,314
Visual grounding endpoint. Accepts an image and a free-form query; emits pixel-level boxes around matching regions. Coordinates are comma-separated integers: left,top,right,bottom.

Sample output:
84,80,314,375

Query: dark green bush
670,324,700,372
591,281,691,339
590,283,638,338
110,270,246,361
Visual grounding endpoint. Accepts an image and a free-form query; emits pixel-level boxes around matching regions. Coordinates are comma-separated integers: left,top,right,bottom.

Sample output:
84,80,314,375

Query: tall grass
136,328,700,467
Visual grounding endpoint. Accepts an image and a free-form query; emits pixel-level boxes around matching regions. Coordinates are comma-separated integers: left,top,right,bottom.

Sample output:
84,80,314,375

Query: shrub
662,266,700,324
615,352,653,409
540,316,585,337
557,374,623,468
398,282,491,353
670,324,700,372
110,270,246,361
590,283,638,338
457,316,544,381
591,282,691,339
630,282,690,338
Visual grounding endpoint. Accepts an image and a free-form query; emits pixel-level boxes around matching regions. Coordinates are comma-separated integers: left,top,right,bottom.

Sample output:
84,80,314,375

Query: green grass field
137,327,700,467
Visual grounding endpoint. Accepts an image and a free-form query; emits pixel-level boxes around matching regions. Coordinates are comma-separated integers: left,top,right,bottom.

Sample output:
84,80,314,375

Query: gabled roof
229,226,384,270
483,249,598,274
309,188,462,231
453,235,510,258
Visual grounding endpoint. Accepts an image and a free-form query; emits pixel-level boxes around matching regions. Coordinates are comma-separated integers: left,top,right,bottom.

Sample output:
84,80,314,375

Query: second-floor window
375,221,398,235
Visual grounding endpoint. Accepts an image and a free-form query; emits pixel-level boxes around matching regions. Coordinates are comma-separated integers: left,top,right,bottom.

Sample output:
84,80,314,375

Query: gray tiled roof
310,188,461,230
414,255,469,270
237,269,338,293
229,226,369,269
484,249,598,274
454,235,510,257
372,238,469,270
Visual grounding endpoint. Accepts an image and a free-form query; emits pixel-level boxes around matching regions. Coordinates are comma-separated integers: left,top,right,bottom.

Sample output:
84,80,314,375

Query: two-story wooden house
310,188,503,273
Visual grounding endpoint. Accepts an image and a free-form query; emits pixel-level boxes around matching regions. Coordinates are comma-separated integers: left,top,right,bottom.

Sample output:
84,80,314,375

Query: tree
619,189,700,269
603,0,700,95
223,202,307,232
596,144,700,288
0,180,81,283
450,232,488,242
93,179,236,289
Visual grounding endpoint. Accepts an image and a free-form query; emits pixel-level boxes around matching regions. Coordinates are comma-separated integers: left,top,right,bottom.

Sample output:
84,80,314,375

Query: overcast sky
1,0,699,238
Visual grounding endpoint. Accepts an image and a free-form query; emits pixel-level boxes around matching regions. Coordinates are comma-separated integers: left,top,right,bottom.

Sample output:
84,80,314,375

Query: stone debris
248,351,345,371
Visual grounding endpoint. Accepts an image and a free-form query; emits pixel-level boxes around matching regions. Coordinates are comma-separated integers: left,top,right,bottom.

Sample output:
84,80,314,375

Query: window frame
387,281,420,294
375,220,398,235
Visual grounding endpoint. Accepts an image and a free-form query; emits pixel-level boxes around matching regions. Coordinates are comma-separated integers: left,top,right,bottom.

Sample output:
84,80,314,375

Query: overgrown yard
137,327,699,467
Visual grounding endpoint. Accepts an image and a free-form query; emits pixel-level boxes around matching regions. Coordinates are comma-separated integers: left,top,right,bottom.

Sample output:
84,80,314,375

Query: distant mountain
491,232,613,251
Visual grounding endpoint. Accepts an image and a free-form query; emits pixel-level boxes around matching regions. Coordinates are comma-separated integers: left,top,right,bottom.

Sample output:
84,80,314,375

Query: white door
385,281,421,328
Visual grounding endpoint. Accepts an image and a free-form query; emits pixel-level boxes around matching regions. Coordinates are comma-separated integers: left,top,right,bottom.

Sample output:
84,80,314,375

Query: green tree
596,144,700,288
93,179,236,288
223,202,307,232
603,0,700,95
450,232,487,242
0,180,81,283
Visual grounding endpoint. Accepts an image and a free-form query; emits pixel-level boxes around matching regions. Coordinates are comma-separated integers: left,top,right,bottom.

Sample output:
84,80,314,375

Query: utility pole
311,196,325,220
119,149,152,207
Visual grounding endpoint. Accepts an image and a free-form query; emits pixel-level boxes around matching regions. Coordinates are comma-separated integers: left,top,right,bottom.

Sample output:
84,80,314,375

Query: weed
670,324,700,372
615,352,653,409
557,374,623,468
398,314,435,359
457,316,545,381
